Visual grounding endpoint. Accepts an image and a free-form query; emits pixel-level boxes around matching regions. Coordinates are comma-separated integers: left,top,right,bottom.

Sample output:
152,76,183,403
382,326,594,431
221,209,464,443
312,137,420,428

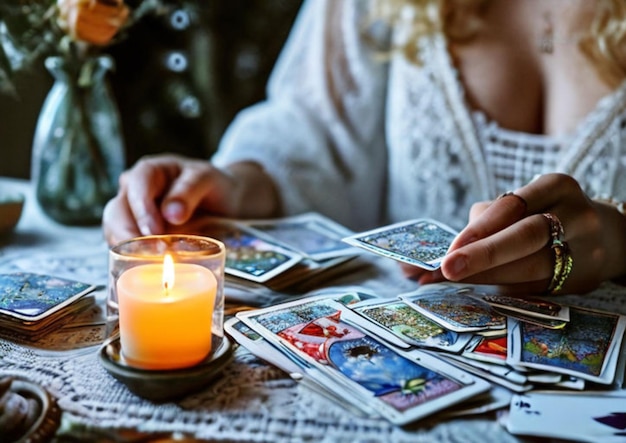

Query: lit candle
117,253,217,370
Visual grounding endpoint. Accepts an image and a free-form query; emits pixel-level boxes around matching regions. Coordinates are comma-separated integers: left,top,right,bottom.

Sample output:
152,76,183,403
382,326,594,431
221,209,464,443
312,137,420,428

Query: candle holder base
99,335,235,402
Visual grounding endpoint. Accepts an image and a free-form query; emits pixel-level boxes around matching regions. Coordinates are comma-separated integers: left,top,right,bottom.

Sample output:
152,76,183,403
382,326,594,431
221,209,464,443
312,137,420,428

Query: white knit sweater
213,0,626,232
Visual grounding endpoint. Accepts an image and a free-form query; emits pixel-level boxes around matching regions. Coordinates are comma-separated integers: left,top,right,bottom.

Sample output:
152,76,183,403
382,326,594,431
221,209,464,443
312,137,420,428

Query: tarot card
433,352,534,393
201,220,303,283
507,392,626,443
507,307,626,384
224,316,303,376
237,295,490,425
0,272,96,322
399,284,506,333
492,307,567,330
224,293,371,357
478,294,570,322
243,212,360,261
439,385,512,419
462,335,508,365
342,219,458,270
442,352,529,385
224,312,375,417
461,337,565,384
349,298,473,352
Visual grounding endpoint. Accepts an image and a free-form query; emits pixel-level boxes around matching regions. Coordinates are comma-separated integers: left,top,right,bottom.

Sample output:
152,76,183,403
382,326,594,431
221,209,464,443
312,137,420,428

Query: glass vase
31,55,125,225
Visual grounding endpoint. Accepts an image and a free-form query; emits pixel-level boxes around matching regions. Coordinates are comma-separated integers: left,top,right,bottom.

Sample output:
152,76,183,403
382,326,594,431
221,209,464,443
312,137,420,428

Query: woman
103,0,626,295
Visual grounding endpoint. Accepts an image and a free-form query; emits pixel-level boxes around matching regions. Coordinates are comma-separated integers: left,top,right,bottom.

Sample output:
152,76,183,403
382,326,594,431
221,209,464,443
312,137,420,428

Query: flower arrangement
0,0,186,225
0,0,174,96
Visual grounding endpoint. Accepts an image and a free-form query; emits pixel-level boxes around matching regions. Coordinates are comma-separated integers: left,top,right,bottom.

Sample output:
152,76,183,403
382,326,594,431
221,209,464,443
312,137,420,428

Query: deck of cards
198,212,364,293
0,272,97,341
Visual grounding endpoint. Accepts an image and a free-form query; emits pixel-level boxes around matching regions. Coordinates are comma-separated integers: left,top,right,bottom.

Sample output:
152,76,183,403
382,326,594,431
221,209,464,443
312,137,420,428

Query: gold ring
542,213,573,294
497,191,528,213
542,212,564,246
548,243,573,294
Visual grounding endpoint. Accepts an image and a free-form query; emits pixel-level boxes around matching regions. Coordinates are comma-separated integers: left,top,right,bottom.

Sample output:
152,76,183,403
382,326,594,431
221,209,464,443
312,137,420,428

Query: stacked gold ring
542,213,574,294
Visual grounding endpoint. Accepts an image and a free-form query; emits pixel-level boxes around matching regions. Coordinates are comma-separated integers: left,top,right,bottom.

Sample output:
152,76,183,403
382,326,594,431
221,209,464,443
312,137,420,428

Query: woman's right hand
102,154,280,246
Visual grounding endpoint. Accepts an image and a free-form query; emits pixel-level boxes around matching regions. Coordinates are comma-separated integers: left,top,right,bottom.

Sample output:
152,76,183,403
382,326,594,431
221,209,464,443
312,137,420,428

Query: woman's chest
447,0,612,137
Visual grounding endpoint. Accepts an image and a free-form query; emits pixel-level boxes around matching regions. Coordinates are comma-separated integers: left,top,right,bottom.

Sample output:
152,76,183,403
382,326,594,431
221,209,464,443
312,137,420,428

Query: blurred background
0,0,303,178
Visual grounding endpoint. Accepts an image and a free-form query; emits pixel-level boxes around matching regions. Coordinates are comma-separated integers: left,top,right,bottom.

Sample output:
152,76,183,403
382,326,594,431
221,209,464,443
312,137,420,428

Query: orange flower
57,0,130,46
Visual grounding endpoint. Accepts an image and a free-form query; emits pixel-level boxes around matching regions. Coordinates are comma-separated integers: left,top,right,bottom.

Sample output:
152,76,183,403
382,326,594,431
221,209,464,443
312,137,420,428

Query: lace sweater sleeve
212,0,389,230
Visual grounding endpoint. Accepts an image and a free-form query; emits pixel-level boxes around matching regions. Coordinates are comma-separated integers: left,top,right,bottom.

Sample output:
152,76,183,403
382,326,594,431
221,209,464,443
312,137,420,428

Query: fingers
440,174,600,293
514,173,584,213
123,160,172,236
399,262,432,281
101,154,240,246
160,161,230,224
102,192,141,246
443,214,553,282
399,262,446,285
123,155,223,232
449,192,527,251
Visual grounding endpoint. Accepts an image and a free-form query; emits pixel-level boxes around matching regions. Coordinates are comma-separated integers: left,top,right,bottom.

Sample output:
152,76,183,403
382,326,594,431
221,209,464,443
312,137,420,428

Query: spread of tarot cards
235,294,490,425
342,218,459,270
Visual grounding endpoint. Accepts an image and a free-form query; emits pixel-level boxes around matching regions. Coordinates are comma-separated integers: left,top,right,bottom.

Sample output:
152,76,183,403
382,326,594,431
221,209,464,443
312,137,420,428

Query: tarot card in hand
342,219,458,270
0,272,96,322
237,295,490,425
507,306,626,384
201,220,303,283
349,298,473,352
243,212,360,261
399,283,506,333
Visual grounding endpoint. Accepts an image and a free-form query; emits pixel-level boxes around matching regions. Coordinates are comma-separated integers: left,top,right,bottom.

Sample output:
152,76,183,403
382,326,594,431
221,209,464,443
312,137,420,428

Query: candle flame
162,254,175,293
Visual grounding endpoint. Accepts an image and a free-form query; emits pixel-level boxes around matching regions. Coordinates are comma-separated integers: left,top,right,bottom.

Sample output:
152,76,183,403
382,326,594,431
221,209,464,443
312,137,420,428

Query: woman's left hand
436,173,626,295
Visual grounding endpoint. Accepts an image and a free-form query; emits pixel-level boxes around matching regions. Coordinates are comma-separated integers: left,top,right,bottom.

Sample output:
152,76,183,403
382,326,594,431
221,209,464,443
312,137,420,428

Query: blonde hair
374,0,626,86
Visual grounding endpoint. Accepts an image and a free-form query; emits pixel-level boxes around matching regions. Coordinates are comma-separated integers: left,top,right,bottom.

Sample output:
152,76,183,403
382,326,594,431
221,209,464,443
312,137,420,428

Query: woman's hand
438,173,626,295
102,154,280,246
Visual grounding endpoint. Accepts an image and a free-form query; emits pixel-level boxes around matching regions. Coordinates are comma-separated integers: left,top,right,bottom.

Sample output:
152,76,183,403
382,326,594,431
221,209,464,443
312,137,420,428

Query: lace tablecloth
1,177,625,442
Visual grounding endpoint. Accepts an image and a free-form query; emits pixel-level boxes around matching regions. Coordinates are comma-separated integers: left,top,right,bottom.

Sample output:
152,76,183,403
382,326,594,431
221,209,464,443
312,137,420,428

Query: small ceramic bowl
99,335,235,402
0,377,62,442
0,191,25,236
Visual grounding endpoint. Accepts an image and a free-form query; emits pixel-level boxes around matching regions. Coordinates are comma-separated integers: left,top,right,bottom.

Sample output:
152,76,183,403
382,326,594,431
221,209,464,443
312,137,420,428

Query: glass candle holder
107,235,225,370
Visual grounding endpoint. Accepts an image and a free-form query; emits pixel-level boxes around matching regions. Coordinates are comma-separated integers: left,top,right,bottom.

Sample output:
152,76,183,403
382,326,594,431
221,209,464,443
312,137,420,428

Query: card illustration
201,221,302,282
0,272,96,321
399,286,506,332
237,296,489,424
508,392,626,442
342,219,458,270
463,335,508,365
352,299,471,352
481,294,569,322
245,213,358,260
509,307,626,383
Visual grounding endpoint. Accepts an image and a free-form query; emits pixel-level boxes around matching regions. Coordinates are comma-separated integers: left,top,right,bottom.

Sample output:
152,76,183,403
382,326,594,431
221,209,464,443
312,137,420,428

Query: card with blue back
0,272,96,322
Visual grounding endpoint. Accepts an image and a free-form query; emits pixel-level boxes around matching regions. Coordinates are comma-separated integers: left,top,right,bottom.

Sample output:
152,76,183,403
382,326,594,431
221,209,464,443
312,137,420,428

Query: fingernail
448,256,467,277
455,235,477,249
163,200,185,224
